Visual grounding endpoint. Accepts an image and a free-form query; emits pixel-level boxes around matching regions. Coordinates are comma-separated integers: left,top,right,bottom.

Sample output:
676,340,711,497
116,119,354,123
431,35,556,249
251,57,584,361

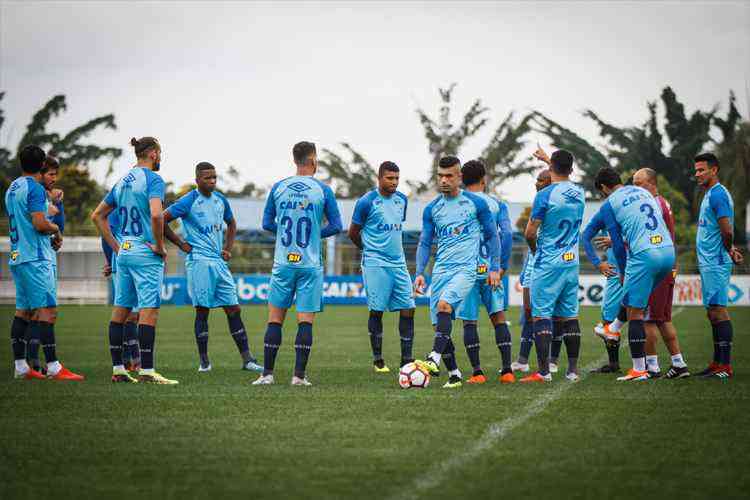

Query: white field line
392,307,685,500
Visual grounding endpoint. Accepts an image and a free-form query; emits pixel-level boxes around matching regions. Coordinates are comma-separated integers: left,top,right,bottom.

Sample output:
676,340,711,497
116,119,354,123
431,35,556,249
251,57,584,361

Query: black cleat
648,370,662,379
664,365,690,379
589,364,620,374
697,363,720,377
374,359,386,369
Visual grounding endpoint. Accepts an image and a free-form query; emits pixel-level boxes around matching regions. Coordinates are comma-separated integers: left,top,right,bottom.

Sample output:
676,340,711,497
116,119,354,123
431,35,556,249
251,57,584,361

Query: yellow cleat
137,371,179,385
373,364,391,374
416,359,439,376
112,367,138,383
442,375,463,389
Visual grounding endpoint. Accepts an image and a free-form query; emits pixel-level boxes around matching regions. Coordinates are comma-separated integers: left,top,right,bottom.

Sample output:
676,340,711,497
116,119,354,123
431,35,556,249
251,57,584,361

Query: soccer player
512,168,551,373
91,136,177,384
164,162,263,373
590,166,675,382
693,153,742,379
522,149,585,383
454,160,514,384
6,144,83,380
253,141,342,386
348,161,415,373
101,209,141,372
414,156,502,389
632,168,688,378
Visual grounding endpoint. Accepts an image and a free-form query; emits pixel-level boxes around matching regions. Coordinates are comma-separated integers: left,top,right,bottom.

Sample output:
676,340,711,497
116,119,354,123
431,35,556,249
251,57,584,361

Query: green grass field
0,304,748,500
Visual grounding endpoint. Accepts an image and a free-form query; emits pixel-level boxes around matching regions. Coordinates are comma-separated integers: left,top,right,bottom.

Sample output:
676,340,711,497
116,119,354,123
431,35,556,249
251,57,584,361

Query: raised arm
321,186,342,238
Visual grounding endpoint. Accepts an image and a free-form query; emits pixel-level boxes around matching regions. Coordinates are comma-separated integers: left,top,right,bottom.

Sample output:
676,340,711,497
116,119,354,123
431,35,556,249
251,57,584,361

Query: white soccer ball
398,362,430,389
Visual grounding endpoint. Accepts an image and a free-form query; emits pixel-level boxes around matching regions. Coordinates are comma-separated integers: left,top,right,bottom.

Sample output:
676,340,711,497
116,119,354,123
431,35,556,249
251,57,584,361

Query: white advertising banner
505,274,750,307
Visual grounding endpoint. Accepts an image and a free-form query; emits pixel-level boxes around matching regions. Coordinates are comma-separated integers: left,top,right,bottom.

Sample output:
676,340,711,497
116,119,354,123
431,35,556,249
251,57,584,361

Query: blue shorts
622,247,675,309
429,268,476,325
187,258,239,308
531,264,579,318
602,276,624,323
362,265,415,312
520,258,534,288
114,253,164,309
110,263,139,313
699,263,732,307
269,265,323,313
456,277,505,321
11,260,57,310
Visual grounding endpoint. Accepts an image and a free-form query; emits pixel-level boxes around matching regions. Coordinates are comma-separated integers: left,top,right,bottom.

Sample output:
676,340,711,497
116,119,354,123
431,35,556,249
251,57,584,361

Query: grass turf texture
0,305,747,500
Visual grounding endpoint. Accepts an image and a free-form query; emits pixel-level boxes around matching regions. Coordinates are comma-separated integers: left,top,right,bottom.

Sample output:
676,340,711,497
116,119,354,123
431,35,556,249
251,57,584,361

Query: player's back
104,167,165,260
424,190,485,274
266,175,335,269
697,183,733,266
5,176,53,266
532,181,585,268
607,185,673,256
473,192,500,273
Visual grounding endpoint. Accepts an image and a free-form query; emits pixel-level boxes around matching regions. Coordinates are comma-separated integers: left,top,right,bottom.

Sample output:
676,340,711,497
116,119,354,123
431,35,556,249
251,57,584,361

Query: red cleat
48,365,85,381
519,372,552,383
14,368,46,380
712,364,733,379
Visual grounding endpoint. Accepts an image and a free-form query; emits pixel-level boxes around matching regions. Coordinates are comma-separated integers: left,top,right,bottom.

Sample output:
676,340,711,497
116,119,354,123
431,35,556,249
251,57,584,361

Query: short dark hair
378,161,399,177
550,150,574,175
130,136,160,159
19,145,46,174
195,161,216,176
461,159,486,186
292,141,316,166
695,152,719,169
438,156,460,169
594,167,622,190
41,154,60,174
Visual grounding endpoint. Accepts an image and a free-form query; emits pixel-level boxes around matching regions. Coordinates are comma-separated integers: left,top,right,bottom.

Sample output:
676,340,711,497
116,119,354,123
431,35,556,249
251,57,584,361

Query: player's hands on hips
147,243,167,259
730,246,744,265
179,241,193,254
102,263,112,277
51,233,63,251
487,270,501,288
593,236,612,250
598,262,617,277
414,275,426,295
221,249,231,261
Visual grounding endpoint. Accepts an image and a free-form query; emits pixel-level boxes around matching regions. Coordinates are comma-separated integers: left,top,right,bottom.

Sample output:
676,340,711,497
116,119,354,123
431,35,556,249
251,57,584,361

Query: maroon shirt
656,195,676,282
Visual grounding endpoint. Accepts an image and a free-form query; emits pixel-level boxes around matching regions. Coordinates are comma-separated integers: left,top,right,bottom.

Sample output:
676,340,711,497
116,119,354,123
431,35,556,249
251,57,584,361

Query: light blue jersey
262,176,342,269
5,176,53,266
530,181,585,269
351,189,408,267
697,183,733,266
473,193,512,275
416,190,501,276
166,189,234,261
582,208,623,275
103,167,166,260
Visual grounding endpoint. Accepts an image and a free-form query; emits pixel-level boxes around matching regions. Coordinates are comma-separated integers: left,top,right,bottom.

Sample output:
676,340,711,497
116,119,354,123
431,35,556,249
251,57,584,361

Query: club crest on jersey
287,252,302,263
121,241,132,251
10,251,19,261
650,235,663,245
562,251,575,262
476,264,488,274
287,182,311,193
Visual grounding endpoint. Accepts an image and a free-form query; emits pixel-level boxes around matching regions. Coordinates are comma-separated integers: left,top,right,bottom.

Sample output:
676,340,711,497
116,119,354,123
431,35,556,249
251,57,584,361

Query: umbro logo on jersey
288,182,311,193
561,188,581,203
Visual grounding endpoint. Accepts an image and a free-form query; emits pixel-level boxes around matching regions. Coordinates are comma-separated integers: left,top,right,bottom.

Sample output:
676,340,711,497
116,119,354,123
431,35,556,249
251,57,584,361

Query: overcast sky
1,1,748,202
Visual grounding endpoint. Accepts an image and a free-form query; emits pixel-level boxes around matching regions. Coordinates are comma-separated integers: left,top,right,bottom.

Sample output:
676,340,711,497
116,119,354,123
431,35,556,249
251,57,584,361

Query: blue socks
463,323,481,370
550,320,563,363
109,322,124,367
533,319,552,376
398,315,414,365
715,320,733,365
123,320,139,364
294,322,313,379
26,321,41,370
139,324,156,370
562,319,581,372
368,312,384,361
263,322,282,375
11,316,28,361
432,312,453,355
627,319,646,362
494,322,512,371
37,321,57,364
194,310,210,366
519,320,534,363
227,312,253,363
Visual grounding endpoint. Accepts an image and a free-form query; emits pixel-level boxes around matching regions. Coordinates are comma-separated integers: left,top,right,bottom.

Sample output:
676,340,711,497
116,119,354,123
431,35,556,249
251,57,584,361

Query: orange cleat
467,374,487,384
712,364,733,379
15,368,46,380
499,372,516,384
48,365,85,381
594,323,621,342
519,372,552,383
616,369,649,381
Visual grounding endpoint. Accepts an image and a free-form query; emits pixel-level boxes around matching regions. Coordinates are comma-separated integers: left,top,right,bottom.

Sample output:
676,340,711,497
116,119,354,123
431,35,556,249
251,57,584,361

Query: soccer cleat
416,359,440,377
242,358,264,373
137,371,178,385
291,376,312,386
549,362,559,374
647,370,662,379
510,361,530,373
252,374,274,385
467,373,487,384
373,361,390,374
498,371,516,384
697,362,720,377
664,365,690,379
711,365,733,379
590,364,621,374
519,372,552,383
48,365,85,381
125,360,141,373
594,322,620,342
442,375,462,389
616,369,649,381
111,367,138,383
565,371,580,382
14,368,46,380
198,363,212,373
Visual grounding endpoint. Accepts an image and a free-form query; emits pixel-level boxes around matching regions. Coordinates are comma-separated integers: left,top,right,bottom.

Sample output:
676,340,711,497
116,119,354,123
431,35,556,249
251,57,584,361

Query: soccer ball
398,362,430,389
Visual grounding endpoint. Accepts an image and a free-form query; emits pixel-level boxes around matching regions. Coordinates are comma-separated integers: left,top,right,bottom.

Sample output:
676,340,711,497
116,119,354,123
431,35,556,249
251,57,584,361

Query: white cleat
511,361,530,373
291,376,312,386
198,363,212,373
594,322,606,339
549,363,559,374
252,374,275,385
565,371,580,382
